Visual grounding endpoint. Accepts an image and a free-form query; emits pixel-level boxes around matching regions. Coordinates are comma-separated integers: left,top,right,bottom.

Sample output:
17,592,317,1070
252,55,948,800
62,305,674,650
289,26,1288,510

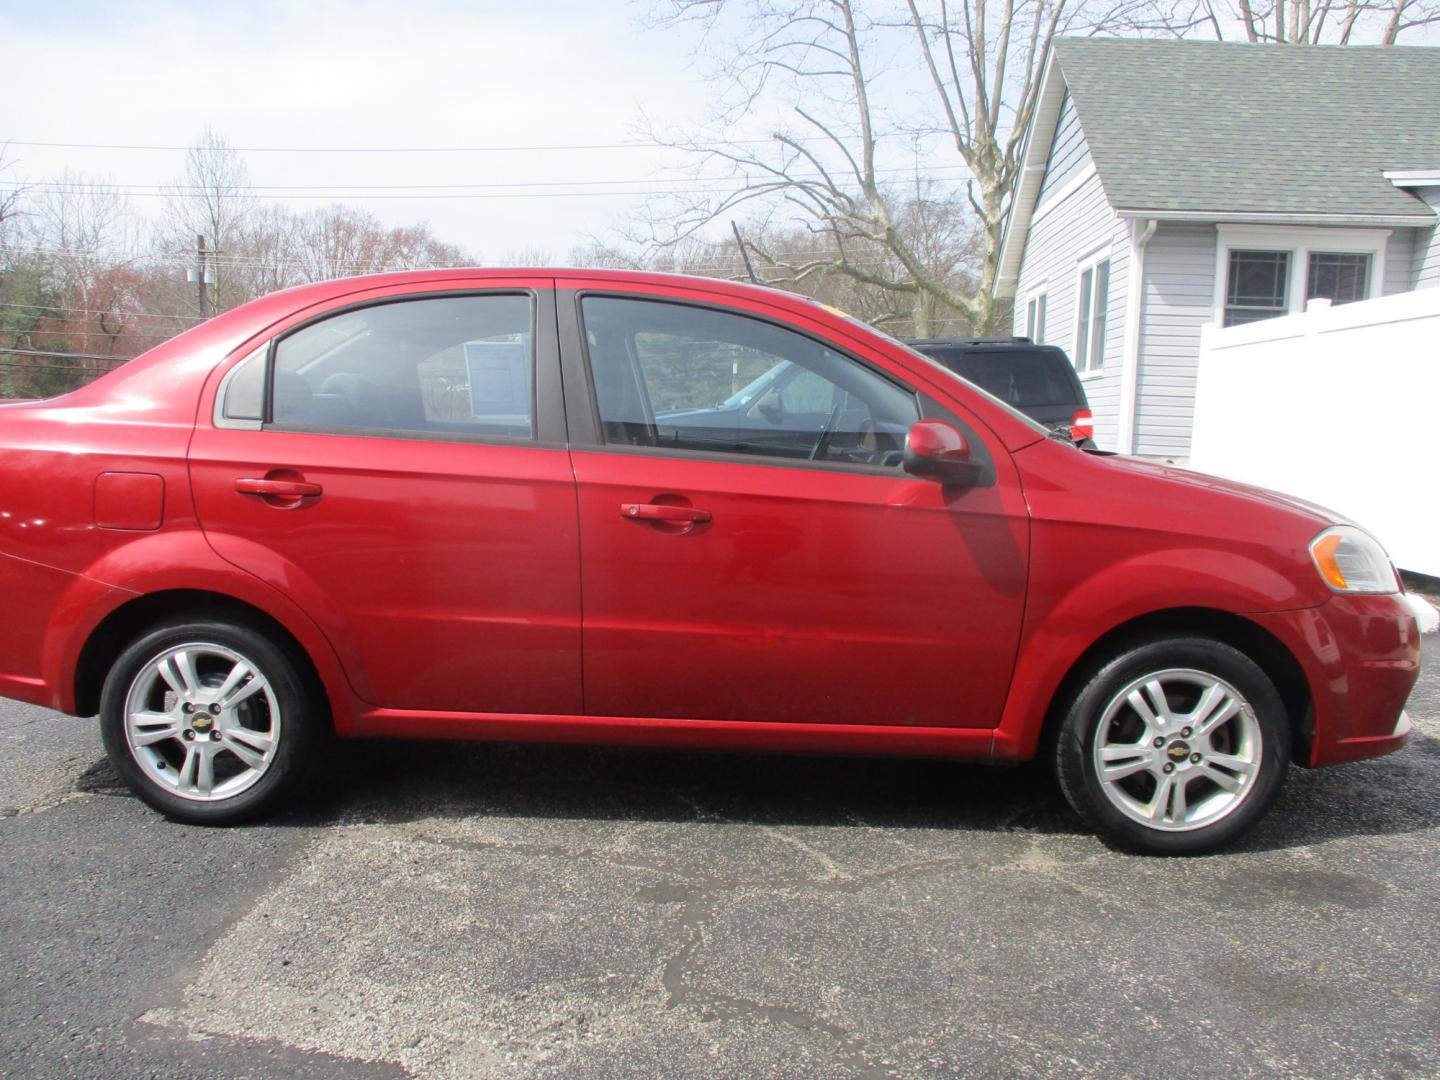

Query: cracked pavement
1,635,1437,1078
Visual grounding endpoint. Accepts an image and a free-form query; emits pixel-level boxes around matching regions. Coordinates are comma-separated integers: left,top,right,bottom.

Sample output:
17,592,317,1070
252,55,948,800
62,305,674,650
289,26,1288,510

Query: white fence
1191,288,1440,578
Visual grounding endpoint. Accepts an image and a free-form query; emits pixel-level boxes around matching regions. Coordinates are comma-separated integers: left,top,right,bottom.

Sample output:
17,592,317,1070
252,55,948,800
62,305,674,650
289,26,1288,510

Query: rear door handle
620,503,711,524
235,477,323,499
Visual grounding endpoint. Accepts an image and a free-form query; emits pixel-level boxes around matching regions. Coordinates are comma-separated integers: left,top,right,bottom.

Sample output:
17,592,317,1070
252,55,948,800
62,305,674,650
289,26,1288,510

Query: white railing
1191,288,1440,577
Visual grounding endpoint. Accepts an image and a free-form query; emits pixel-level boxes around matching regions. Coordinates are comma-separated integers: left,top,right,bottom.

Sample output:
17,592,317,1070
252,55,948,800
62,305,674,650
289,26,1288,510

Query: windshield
719,361,788,408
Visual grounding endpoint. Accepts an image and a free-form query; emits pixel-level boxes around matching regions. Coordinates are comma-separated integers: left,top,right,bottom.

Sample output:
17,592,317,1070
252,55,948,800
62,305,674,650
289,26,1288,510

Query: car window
220,344,267,422
932,348,1081,408
757,364,836,417
581,296,919,468
268,294,535,438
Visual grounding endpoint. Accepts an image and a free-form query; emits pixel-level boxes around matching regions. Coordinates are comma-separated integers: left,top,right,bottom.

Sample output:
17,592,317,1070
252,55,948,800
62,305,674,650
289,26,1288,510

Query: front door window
582,296,919,468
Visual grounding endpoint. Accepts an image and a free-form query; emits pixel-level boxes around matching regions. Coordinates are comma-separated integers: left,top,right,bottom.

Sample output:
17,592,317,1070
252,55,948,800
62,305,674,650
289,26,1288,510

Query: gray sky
8,2,1431,265
0,0,751,260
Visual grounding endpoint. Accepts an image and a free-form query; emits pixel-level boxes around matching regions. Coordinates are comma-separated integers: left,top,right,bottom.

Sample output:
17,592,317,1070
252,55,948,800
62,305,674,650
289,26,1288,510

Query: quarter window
581,296,919,468
269,295,534,438
1074,258,1109,371
220,344,267,421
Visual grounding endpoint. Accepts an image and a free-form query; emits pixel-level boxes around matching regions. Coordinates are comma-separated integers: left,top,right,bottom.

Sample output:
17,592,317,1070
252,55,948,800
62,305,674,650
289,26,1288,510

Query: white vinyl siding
1413,190,1440,289
1133,223,1216,460
1014,168,1127,449
1383,227,1418,293
1036,93,1093,210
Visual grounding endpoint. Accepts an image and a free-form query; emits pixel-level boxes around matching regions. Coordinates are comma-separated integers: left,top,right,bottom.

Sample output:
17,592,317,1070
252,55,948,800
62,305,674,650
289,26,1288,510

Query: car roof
258,267,815,313
908,336,1035,347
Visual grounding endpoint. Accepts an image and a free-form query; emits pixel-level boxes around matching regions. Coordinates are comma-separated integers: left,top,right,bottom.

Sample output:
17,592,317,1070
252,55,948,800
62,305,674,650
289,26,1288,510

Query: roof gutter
994,48,1067,300
1118,218,1156,455
1115,209,1428,228
1382,169,1440,188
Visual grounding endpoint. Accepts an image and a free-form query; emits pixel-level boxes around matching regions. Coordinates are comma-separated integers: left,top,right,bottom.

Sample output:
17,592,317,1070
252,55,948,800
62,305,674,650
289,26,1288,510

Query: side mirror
903,419,981,486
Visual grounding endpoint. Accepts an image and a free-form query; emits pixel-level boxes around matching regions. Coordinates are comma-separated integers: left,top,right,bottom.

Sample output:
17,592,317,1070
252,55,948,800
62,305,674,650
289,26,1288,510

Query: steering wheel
811,408,877,463
854,416,878,454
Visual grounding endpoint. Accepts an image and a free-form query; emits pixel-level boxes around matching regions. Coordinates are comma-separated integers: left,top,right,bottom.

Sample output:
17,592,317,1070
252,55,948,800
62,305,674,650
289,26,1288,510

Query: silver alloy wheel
1091,667,1262,832
122,641,282,802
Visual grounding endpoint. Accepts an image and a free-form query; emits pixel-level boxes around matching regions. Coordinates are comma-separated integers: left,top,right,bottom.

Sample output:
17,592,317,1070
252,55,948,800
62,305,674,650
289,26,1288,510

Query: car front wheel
1054,637,1290,855
99,618,319,824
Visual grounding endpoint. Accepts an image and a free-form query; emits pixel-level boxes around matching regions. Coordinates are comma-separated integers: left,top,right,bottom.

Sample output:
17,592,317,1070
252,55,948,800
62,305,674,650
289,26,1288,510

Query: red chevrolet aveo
0,270,1420,853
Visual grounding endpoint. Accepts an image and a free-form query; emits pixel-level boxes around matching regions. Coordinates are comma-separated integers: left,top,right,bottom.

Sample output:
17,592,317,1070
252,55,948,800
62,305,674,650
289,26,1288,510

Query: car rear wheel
99,618,319,824
1054,637,1290,855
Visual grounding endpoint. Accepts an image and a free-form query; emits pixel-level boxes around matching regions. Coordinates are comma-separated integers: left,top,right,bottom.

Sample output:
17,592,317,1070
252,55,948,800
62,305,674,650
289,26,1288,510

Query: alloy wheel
1090,667,1262,832
122,641,282,802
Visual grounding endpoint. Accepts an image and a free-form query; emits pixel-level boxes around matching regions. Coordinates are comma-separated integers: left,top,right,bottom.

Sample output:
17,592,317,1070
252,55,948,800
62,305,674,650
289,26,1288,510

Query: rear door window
268,294,536,438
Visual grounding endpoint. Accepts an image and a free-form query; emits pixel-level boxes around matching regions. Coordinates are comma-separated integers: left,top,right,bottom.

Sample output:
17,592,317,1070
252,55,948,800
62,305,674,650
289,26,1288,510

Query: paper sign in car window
464,337,531,424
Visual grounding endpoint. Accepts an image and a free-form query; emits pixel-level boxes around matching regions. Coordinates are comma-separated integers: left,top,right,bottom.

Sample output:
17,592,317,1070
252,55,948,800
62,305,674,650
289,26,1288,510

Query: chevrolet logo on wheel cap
192,715,213,731
1167,742,1190,761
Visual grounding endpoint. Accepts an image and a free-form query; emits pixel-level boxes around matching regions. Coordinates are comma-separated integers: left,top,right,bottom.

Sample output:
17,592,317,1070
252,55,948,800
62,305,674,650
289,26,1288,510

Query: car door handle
235,477,323,499
620,503,711,524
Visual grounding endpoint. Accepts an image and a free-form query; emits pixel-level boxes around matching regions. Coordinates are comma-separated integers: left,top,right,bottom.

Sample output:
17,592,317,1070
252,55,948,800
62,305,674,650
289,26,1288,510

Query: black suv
908,337,1094,447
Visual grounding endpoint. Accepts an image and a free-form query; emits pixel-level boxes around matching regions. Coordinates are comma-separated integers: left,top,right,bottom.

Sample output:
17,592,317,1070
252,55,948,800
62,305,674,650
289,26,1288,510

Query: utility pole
196,233,210,319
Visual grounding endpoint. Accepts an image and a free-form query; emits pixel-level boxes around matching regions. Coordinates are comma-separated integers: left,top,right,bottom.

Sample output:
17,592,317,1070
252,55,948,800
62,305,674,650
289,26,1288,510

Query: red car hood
1095,452,1348,530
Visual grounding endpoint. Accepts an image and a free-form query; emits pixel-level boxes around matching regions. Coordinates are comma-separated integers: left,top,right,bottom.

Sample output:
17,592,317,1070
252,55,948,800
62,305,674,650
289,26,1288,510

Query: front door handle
235,477,323,499
620,503,712,524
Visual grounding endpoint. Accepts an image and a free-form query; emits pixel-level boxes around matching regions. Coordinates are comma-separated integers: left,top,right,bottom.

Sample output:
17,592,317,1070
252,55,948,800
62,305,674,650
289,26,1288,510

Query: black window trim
560,288,958,479
214,287,565,448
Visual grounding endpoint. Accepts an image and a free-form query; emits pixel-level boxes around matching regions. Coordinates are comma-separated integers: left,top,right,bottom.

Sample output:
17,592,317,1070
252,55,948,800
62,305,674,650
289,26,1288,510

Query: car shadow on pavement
293,739,1080,835
73,729,1440,853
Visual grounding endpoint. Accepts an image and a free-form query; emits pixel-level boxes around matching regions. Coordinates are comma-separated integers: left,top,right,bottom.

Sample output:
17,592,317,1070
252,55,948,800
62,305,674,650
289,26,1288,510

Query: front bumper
1248,593,1421,767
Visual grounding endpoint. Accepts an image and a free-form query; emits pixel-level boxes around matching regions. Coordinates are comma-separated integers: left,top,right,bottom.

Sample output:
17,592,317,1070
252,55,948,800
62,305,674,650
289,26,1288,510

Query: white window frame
1212,225,1390,325
1023,285,1048,344
1073,248,1112,377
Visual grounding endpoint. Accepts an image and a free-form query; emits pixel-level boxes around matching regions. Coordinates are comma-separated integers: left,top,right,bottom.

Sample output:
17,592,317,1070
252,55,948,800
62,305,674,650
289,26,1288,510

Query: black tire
1054,637,1290,855
99,617,320,824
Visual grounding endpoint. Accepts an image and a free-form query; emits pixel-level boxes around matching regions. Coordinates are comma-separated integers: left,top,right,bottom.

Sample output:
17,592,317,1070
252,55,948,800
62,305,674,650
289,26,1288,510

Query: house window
1225,250,1290,326
1026,293,1047,343
1074,257,1109,371
1215,226,1386,327
1307,252,1370,306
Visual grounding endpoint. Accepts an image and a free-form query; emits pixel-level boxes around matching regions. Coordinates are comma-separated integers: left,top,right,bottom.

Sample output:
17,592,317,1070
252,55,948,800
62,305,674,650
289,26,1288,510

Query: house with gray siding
997,39,1440,460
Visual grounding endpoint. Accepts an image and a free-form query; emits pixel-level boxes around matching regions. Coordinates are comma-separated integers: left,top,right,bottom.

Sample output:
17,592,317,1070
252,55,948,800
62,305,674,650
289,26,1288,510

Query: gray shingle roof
1053,38,1440,218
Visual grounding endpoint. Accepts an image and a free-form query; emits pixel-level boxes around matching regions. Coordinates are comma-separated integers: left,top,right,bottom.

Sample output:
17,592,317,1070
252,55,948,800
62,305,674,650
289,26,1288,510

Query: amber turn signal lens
1311,532,1349,589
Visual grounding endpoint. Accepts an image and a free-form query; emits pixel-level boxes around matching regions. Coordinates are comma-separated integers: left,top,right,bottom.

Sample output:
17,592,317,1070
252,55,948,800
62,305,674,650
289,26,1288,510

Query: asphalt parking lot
2,635,1436,1080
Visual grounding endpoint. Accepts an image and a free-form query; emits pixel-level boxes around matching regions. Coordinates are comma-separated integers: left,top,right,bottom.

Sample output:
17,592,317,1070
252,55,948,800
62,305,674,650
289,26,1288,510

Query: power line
0,346,133,361
6,244,912,275
3,135,945,154
0,301,195,322
13,164,971,194
10,188,760,202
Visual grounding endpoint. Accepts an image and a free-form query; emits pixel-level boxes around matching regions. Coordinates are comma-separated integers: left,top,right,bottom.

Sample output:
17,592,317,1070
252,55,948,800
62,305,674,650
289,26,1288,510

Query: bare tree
0,147,23,242
25,173,147,354
160,128,257,313
1124,0,1440,42
289,204,468,283
643,0,1121,334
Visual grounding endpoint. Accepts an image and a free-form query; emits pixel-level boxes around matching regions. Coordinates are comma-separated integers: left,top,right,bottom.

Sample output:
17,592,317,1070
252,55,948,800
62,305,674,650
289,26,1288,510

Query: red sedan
0,270,1420,853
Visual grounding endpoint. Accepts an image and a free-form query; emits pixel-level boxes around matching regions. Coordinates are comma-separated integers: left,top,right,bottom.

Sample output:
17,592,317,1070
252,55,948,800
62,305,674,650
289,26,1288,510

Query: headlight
1308,526,1399,594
